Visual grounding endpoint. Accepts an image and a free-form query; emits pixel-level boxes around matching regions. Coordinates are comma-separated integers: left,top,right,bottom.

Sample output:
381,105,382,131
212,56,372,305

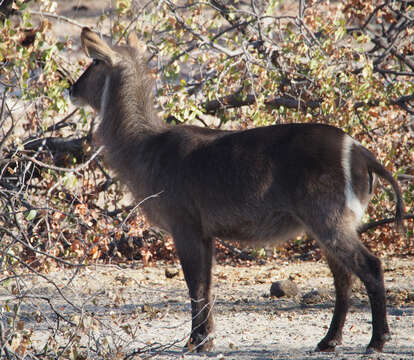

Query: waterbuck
69,27,405,353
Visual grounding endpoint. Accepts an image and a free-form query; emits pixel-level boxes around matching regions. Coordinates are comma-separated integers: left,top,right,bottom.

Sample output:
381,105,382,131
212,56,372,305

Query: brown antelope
69,27,405,353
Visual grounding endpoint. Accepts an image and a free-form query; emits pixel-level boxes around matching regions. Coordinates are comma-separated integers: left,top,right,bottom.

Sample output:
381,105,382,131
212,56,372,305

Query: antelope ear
81,27,120,65
127,30,147,53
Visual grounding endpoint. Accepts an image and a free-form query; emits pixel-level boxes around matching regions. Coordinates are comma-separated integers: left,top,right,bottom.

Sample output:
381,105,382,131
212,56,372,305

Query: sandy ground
4,257,413,359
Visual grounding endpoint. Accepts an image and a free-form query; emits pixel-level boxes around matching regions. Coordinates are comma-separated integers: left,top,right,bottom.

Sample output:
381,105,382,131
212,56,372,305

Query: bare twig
358,213,414,234
29,10,87,28
203,93,321,114
22,145,103,174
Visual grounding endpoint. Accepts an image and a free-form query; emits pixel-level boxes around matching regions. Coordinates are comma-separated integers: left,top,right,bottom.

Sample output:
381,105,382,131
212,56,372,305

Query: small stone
165,267,179,279
141,304,152,313
270,280,298,298
301,288,330,304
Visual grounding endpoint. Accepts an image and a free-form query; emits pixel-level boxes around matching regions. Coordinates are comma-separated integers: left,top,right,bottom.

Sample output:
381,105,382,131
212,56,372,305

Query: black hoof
366,345,383,354
184,335,215,352
366,333,390,353
316,339,340,352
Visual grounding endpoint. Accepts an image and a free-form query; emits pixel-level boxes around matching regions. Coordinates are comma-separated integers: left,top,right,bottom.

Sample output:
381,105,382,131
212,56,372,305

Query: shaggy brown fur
70,27,404,353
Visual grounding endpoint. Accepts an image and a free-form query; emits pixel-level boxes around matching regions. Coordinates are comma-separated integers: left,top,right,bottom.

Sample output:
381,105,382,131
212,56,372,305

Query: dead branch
358,214,414,234
203,93,321,114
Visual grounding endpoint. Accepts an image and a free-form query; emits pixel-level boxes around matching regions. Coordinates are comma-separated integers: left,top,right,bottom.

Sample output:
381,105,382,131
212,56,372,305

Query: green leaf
25,209,37,221
265,0,279,16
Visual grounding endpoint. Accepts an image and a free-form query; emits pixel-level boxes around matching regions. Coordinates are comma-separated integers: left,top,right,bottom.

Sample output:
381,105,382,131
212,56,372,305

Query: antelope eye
92,59,101,65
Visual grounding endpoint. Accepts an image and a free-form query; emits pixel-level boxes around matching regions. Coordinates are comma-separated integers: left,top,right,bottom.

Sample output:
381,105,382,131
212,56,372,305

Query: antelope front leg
173,230,215,352
317,254,354,352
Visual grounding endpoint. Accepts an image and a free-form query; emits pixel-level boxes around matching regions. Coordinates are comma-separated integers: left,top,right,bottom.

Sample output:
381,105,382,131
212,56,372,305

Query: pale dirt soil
4,257,413,359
